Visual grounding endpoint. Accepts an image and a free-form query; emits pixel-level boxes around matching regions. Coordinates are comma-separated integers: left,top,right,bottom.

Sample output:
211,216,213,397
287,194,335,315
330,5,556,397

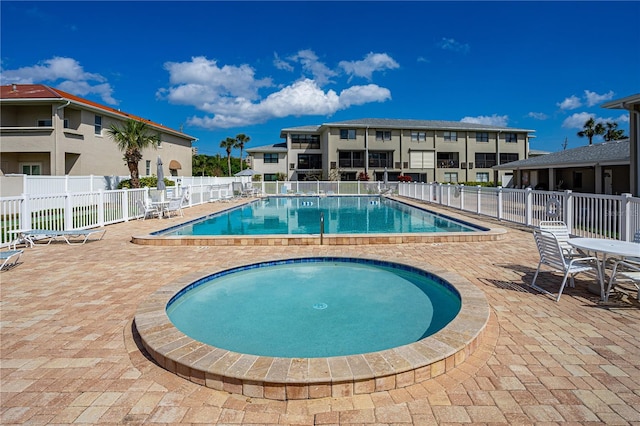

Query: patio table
568,238,640,301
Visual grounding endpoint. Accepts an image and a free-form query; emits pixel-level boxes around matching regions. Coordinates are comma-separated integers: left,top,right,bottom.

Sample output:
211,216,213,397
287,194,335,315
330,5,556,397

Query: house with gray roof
494,139,630,194
249,118,534,183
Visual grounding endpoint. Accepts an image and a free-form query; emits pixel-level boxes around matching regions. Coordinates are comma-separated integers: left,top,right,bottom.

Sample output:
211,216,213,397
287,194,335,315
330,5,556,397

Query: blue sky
2,1,639,157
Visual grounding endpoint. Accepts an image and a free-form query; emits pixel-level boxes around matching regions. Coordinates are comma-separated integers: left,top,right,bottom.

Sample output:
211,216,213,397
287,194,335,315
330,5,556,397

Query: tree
577,118,605,145
220,137,236,177
235,133,251,171
603,121,627,141
107,119,159,188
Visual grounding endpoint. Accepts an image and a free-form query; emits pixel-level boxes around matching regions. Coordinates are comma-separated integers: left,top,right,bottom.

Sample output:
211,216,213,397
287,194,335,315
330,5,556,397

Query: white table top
568,238,640,258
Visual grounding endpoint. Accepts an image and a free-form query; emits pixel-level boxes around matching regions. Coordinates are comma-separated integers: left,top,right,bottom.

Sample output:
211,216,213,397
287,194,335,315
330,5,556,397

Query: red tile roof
1,84,194,140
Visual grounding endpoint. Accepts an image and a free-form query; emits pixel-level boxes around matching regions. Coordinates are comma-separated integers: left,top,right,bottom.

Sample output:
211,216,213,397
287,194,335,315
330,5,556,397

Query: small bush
117,176,175,189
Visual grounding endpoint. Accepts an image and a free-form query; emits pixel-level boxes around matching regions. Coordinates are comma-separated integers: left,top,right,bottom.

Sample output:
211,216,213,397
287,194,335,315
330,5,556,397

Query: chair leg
556,272,572,302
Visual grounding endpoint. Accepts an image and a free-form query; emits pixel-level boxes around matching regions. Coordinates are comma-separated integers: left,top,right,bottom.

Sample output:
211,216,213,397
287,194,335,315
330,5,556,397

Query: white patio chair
607,230,640,300
137,199,160,220
165,197,184,218
531,229,599,302
539,221,579,257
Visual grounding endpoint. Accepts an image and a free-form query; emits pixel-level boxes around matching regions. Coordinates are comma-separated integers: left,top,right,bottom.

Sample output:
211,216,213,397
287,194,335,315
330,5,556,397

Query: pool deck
2,198,640,425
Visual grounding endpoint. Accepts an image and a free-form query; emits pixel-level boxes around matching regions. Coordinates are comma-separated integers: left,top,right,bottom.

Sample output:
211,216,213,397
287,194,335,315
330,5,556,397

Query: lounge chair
22,228,106,245
539,221,580,257
531,229,599,302
1,249,23,271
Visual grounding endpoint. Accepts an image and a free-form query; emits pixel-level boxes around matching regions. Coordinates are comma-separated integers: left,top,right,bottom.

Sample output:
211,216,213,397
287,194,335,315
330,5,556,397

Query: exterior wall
269,124,530,183
250,152,288,178
1,102,194,177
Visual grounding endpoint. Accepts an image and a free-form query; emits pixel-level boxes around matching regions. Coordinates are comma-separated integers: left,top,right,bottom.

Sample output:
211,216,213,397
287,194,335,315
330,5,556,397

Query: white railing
399,182,640,242
3,180,637,246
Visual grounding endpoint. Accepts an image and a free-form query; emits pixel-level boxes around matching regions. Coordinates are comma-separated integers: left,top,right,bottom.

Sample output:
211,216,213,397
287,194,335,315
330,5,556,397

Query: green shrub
117,176,175,189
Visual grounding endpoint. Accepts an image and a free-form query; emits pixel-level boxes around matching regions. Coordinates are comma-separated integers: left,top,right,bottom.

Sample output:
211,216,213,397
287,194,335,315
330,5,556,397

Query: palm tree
603,121,627,141
220,137,236,177
577,118,605,145
107,119,159,188
235,133,251,171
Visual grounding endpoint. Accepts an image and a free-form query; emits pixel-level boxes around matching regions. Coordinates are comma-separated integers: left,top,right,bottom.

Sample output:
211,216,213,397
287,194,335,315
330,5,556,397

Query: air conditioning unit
395,162,401,169
468,162,474,169
461,162,466,169
403,162,408,168
289,163,295,170
330,162,336,169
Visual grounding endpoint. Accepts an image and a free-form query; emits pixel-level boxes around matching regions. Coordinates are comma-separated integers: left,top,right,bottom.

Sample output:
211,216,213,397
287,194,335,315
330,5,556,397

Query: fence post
564,190,573,231
65,175,70,193
122,189,130,222
64,192,73,230
620,193,631,241
20,193,32,231
459,185,464,210
98,190,105,226
476,185,482,214
497,186,503,221
188,185,194,208
525,187,533,226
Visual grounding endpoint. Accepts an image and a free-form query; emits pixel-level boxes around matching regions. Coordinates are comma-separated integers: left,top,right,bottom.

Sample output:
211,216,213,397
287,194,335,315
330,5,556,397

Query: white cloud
557,95,582,110
273,52,293,72
163,56,272,102
460,114,508,127
584,89,614,107
338,52,399,81
162,53,396,130
562,112,594,128
289,49,337,86
338,85,391,109
527,112,548,120
437,38,470,54
0,56,117,105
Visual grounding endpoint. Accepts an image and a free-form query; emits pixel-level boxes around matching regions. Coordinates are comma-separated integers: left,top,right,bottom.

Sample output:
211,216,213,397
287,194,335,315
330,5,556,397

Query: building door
604,169,613,195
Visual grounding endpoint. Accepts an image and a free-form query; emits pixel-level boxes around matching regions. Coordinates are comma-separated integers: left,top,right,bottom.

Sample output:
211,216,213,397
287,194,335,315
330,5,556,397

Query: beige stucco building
0,84,195,177
248,119,534,183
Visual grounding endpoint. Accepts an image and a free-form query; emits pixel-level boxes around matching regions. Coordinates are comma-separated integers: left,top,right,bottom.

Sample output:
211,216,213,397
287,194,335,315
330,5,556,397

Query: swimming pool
166,258,461,358
134,256,491,400
161,196,482,236
131,195,505,246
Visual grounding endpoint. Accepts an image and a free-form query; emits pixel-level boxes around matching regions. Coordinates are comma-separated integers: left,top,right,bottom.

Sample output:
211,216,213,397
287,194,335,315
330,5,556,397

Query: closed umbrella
383,167,388,185
156,156,166,191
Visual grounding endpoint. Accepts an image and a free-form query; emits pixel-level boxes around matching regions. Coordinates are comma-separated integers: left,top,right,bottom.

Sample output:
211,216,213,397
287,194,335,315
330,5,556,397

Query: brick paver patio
1,200,639,425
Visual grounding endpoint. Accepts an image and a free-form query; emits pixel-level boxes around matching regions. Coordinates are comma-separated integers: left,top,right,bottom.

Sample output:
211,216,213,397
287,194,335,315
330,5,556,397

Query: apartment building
247,118,534,183
0,84,195,177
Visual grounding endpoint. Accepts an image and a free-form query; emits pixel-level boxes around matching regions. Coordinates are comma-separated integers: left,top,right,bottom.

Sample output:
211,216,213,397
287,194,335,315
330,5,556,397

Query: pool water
166,258,461,358
162,196,482,236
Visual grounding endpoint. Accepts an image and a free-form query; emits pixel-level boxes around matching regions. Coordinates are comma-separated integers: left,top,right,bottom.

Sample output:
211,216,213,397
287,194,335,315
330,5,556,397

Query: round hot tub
135,257,489,400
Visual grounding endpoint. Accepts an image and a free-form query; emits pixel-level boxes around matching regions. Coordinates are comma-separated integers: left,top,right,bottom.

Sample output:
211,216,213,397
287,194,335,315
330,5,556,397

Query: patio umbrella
156,156,166,191
234,169,257,177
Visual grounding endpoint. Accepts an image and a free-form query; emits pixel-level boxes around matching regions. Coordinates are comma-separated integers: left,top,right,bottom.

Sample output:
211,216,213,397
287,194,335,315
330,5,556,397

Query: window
37,119,52,127
20,163,41,175
340,129,356,139
409,151,435,169
264,173,278,182
476,172,490,182
437,152,459,168
505,133,517,143
145,160,151,175
291,134,320,149
368,152,392,168
157,132,162,147
475,153,496,168
444,131,457,141
375,130,391,141
411,131,427,142
264,153,279,164
476,132,489,142
444,172,458,183
63,119,69,129
500,153,519,164
94,115,102,135
297,154,322,169
339,151,364,168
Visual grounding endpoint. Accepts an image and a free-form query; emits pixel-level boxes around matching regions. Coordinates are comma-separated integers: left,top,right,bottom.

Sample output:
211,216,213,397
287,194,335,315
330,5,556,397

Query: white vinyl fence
399,182,640,242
